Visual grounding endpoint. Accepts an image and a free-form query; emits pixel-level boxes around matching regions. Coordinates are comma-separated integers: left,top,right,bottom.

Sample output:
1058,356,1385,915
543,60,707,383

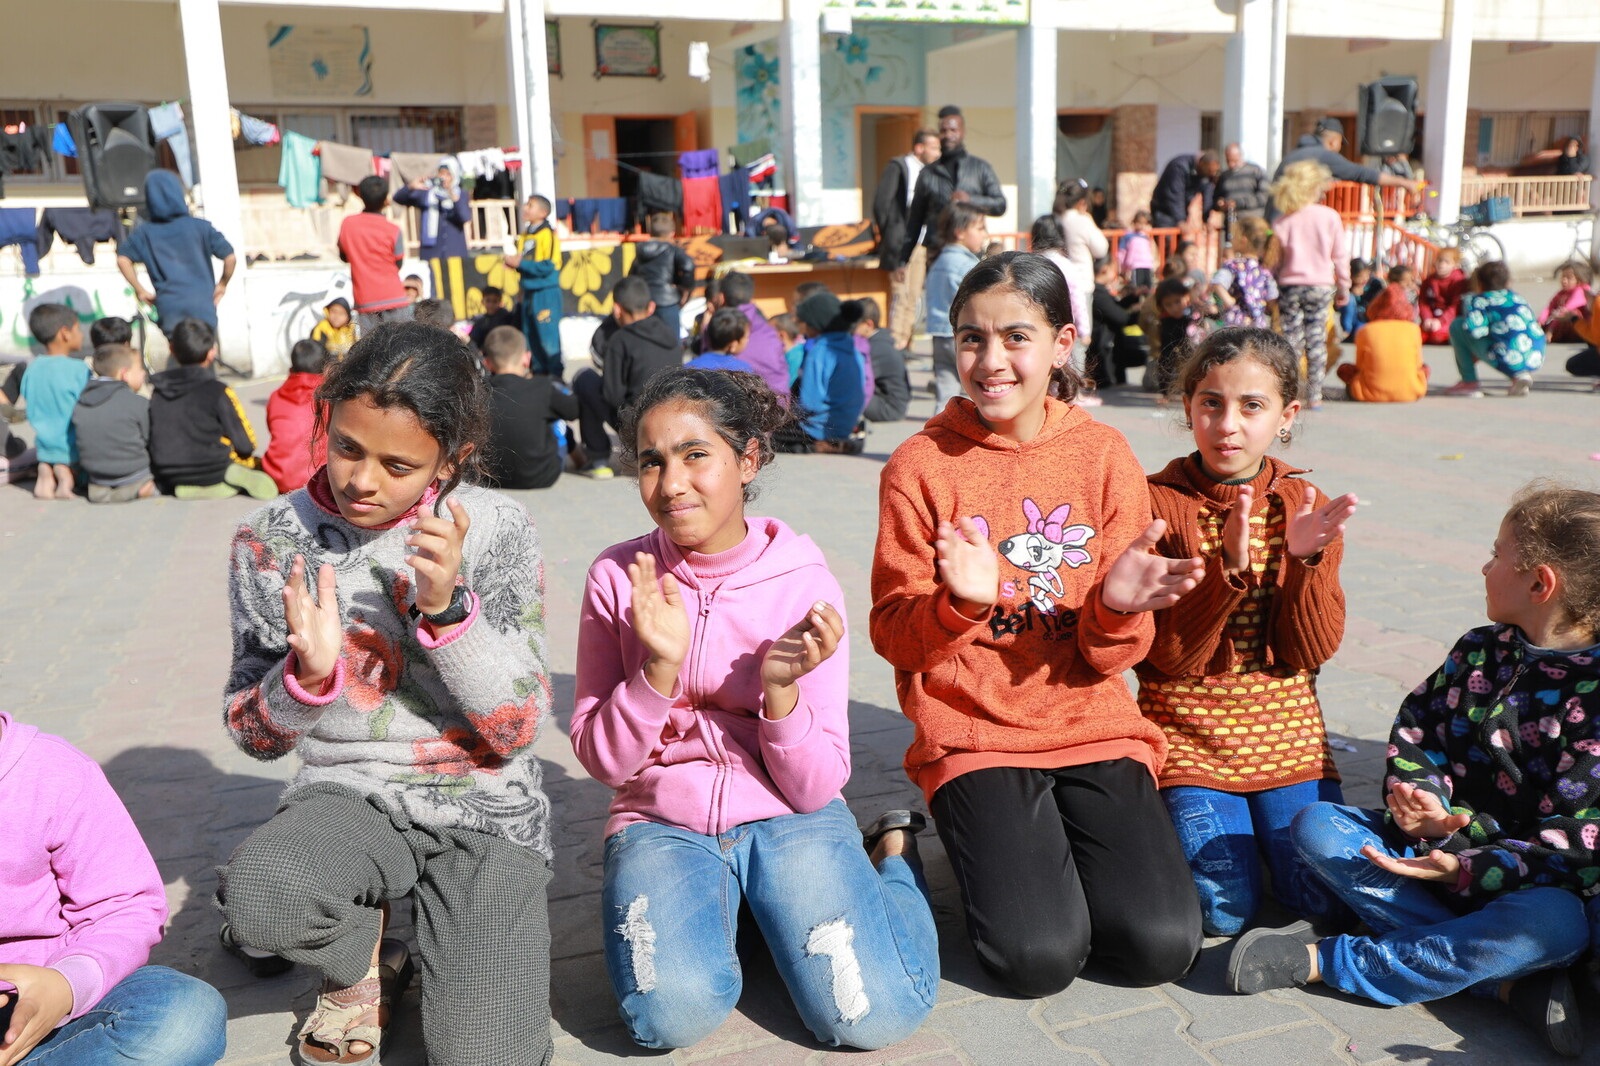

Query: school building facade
1,0,1598,374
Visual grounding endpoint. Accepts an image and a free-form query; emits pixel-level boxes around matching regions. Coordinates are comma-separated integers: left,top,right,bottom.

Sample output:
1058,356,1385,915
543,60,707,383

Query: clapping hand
406,498,470,618
0,965,73,1066
1286,487,1358,559
628,553,690,697
283,555,342,689
1222,485,1254,575
1101,520,1204,613
936,518,999,617
760,602,844,719
1385,781,1471,841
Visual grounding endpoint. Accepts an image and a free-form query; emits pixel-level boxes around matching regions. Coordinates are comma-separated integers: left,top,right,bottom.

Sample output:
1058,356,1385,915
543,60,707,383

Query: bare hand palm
936,518,999,609
628,553,690,666
1287,487,1359,559
1222,486,1254,573
1102,520,1204,613
761,602,844,689
283,556,342,683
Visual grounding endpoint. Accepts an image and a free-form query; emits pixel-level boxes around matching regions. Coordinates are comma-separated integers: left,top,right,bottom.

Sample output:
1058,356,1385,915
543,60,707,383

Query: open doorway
858,107,924,216
614,118,678,200
582,113,702,201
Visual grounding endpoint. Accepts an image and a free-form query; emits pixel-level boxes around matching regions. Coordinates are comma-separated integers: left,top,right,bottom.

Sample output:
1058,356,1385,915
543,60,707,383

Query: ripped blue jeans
599,800,939,1050
1163,779,1351,936
1292,802,1589,1006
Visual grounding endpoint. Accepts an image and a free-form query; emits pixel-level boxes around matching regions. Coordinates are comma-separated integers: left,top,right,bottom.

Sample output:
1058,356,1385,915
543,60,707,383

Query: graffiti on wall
1,276,141,353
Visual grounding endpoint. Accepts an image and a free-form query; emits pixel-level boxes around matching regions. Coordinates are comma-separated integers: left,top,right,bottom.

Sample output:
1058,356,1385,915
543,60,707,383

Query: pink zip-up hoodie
572,517,851,839
0,712,167,1019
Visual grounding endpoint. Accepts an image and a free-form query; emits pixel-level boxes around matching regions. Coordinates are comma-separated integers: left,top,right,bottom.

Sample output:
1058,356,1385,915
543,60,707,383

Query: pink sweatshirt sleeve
755,574,852,813
43,752,167,1019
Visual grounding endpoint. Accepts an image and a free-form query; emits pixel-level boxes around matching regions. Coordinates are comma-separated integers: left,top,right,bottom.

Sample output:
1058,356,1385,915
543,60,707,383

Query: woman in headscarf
394,158,472,261
116,169,236,336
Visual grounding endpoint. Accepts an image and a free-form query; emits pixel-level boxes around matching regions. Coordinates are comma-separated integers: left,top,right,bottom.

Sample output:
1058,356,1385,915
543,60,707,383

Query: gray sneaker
1508,373,1533,397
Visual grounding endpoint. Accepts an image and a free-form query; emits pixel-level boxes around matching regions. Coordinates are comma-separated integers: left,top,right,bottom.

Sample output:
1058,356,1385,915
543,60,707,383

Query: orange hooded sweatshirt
870,397,1168,805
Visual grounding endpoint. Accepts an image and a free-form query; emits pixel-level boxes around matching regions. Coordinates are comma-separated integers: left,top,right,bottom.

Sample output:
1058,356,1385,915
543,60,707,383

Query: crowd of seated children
311,297,355,358
262,339,328,494
573,276,683,479
1419,247,1468,345
1446,260,1544,398
1340,258,1386,339
72,342,156,502
481,324,580,490
149,318,277,500
684,308,757,375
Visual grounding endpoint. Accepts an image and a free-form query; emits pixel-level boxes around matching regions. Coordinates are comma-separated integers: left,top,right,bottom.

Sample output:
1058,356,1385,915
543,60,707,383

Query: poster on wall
546,21,562,77
594,23,664,79
267,25,374,97
821,0,1027,25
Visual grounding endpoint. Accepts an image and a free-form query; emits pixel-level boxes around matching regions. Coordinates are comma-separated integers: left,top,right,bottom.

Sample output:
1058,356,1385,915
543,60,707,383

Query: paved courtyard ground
4,317,1599,1064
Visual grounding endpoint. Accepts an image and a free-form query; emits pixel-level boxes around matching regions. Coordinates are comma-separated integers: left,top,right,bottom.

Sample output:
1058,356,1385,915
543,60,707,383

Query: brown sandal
298,939,413,1064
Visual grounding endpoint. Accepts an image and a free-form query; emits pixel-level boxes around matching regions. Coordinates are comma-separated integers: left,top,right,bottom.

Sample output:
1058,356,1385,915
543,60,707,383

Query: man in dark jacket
1273,117,1420,200
147,318,277,499
1150,151,1221,228
893,107,1006,274
1212,143,1270,220
873,129,941,347
572,277,681,478
629,213,695,340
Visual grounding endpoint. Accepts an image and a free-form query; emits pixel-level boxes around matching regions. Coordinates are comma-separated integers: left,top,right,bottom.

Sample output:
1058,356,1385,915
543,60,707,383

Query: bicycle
1401,210,1505,274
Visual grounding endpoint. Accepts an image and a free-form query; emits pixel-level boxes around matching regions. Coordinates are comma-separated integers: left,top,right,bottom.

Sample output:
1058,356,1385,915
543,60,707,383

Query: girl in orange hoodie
870,251,1206,998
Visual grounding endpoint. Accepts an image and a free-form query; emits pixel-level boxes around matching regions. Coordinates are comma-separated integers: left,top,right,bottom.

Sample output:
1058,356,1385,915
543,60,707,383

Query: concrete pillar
780,0,825,226
176,0,248,365
1266,0,1288,171
1016,23,1057,225
1589,45,1600,215
1423,0,1473,222
505,0,535,201
510,0,557,203
1223,0,1274,169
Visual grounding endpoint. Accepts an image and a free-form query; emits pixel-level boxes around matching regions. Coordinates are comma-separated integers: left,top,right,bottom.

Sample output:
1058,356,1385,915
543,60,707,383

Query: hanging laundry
554,199,572,221
454,148,508,181
636,172,682,218
233,110,281,146
474,169,515,200
0,207,40,275
389,152,442,187
52,124,76,158
316,141,375,187
147,102,194,189
678,149,719,180
0,128,43,174
278,130,323,208
681,176,722,232
745,153,778,184
719,165,751,235
594,198,628,233
731,139,774,169
37,208,119,265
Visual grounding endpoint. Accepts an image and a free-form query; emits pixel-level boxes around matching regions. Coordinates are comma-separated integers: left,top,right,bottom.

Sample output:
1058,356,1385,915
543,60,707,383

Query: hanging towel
0,207,40,275
389,152,442,187
595,198,628,233
37,208,119,265
637,172,682,217
746,154,777,184
679,149,720,180
570,199,601,234
52,123,76,158
147,102,194,189
681,176,722,232
719,166,751,235
234,110,281,146
474,168,514,200
316,141,375,187
731,139,773,169
278,130,323,208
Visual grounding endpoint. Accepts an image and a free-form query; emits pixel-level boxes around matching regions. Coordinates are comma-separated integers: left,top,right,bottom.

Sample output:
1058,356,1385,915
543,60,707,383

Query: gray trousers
218,783,553,1066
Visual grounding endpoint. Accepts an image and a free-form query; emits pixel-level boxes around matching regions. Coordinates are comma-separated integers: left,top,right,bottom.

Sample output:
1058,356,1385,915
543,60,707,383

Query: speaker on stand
68,103,159,219
1358,77,1419,273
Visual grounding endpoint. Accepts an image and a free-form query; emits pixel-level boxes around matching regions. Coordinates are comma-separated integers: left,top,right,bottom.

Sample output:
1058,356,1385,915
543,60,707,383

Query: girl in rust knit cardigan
1138,327,1359,937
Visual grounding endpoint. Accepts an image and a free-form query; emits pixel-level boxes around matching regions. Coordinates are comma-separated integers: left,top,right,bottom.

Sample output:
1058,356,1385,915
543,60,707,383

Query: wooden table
727,259,890,320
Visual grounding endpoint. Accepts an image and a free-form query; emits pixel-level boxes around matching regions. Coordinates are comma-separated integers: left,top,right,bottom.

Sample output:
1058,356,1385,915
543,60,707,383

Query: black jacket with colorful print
1387,624,1600,900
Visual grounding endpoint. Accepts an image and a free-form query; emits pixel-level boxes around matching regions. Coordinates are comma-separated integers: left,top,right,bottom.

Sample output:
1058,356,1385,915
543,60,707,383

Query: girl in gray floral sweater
218,323,555,1066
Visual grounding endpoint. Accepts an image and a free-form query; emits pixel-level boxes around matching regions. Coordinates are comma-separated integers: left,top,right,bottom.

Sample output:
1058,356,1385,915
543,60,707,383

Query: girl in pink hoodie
0,711,226,1064
572,367,938,1051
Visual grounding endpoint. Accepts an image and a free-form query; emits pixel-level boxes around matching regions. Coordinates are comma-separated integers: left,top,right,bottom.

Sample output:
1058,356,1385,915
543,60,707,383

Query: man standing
1150,150,1221,229
1212,143,1270,221
893,106,1006,279
874,129,940,350
1273,117,1420,212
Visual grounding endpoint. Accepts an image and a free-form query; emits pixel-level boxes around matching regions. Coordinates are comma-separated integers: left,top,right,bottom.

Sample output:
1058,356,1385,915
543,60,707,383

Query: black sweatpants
218,783,554,1066
1565,347,1600,378
572,367,620,465
931,759,1202,998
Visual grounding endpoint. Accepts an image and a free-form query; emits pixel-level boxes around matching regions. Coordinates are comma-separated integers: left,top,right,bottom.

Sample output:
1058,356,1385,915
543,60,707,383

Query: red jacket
1418,269,1467,339
262,372,325,493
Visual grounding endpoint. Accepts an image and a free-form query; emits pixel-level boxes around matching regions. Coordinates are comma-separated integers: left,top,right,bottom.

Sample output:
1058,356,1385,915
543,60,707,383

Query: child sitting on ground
1446,260,1544,398
572,276,682,479
774,312,804,385
0,708,227,1065
1541,260,1593,345
684,307,757,374
18,304,89,500
72,343,155,503
310,297,356,358
262,339,328,494
780,291,867,454
1210,217,1278,330
1229,483,1600,1060
1340,259,1384,338
858,297,912,423
89,315,133,349
1338,271,1428,403
481,324,580,490
1418,247,1467,345
149,318,277,499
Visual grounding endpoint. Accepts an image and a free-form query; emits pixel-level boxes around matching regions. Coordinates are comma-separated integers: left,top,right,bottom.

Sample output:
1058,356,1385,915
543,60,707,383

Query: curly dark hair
619,366,801,502
313,321,489,509
947,250,1084,403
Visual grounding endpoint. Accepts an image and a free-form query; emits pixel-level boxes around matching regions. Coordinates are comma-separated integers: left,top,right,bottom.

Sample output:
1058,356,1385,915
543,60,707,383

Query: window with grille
1476,111,1590,167
350,109,463,157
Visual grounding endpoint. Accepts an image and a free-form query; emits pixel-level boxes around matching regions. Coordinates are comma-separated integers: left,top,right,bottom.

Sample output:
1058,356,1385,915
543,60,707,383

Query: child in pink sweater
0,711,225,1064
571,367,937,1051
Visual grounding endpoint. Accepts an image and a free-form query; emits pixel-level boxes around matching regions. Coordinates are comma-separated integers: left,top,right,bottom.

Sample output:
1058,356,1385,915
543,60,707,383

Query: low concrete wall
1490,215,1596,281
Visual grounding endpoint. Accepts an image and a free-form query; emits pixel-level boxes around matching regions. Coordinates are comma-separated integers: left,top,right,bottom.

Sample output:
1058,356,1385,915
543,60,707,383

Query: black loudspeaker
1358,77,1419,156
69,103,159,210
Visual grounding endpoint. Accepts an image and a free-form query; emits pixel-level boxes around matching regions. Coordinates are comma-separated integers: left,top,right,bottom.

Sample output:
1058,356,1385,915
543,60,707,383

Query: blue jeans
1291,802,1588,1006
600,800,939,1050
19,965,226,1065
1163,779,1352,936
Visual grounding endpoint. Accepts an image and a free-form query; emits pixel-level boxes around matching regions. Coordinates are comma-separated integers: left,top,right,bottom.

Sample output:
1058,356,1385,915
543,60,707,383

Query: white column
1223,0,1273,168
1016,23,1057,225
513,0,557,203
1589,45,1600,216
1423,0,1473,222
505,0,534,201
1267,0,1288,171
780,0,825,226
176,0,248,367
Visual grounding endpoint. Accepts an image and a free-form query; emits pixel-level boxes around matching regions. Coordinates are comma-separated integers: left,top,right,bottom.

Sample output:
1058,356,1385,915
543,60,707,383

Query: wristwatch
409,586,471,627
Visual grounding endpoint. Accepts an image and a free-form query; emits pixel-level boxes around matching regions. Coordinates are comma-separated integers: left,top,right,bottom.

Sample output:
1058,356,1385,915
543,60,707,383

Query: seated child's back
684,307,757,375
73,343,155,501
481,325,580,490
149,318,270,496
19,303,89,466
262,339,329,493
